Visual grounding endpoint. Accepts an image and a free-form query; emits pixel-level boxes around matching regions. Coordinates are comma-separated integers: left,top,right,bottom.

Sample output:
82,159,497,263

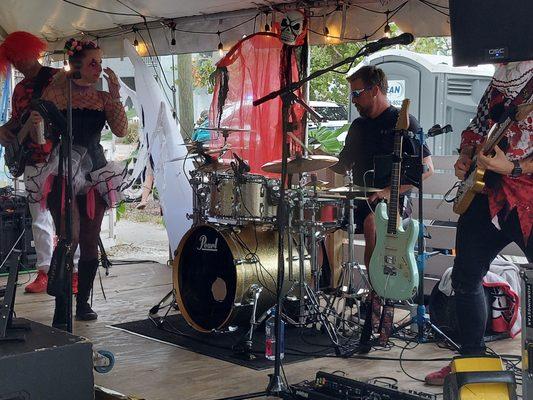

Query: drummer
331,65,434,269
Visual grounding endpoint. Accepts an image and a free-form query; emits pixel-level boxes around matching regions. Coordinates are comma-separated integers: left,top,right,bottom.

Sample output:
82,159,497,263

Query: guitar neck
387,133,403,234
387,99,409,235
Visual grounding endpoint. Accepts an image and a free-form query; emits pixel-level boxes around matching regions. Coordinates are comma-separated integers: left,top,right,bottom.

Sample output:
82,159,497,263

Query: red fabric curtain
209,32,305,176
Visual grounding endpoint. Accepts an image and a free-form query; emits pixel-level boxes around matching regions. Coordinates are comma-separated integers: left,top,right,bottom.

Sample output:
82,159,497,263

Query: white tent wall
0,1,451,56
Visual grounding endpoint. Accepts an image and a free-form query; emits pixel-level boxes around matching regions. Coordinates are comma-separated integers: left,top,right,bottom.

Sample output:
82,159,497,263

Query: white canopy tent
0,0,451,56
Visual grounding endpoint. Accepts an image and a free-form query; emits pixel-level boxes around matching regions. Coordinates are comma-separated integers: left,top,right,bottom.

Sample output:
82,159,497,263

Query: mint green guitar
369,99,419,301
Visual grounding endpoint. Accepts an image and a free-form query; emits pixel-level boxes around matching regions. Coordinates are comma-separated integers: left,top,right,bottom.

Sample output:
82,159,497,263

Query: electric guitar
453,101,533,215
368,99,419,301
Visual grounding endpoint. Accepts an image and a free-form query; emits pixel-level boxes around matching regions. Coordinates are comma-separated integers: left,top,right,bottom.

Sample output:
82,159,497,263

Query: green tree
309,32,451,107
309,41,364,108
191,54,216,93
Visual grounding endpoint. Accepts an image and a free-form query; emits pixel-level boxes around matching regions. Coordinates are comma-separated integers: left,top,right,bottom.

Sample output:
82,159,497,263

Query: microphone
233,153,250,173
365,33,415,53
427,124,453,137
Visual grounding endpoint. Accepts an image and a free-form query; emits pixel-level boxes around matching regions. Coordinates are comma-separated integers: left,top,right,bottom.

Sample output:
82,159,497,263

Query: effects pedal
287,371,436,400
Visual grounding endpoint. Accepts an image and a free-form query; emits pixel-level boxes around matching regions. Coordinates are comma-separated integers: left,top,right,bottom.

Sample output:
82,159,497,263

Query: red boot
25,270,48,293
425,364,451,386
72,272,79,295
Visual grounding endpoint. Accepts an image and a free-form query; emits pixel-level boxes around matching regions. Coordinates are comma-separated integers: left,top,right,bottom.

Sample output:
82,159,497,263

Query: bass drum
173,224,311,332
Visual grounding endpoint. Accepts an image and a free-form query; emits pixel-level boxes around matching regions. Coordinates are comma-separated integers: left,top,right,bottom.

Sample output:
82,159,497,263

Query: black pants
451,194,532,355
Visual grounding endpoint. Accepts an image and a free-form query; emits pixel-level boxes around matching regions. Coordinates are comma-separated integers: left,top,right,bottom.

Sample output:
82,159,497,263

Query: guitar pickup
383,265,397,276
384,255,396,264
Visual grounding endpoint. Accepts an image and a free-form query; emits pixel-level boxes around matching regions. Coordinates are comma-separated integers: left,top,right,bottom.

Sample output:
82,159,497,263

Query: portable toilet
347,49,494,155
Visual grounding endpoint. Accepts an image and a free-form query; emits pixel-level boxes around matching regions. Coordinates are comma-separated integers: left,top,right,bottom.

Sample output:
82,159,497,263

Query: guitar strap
31,66,55,100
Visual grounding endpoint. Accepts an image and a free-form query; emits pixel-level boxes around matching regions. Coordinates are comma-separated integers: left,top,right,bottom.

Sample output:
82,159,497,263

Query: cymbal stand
337,170,371,297
290,184,341,355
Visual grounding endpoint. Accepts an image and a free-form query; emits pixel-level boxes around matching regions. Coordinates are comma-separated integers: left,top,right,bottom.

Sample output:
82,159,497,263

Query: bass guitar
4,112,39,178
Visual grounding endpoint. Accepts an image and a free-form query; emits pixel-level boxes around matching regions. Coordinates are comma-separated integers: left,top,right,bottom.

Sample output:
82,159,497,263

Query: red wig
0,31,47,76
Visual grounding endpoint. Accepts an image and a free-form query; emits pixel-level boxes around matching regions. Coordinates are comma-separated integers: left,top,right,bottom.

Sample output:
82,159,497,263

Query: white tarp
0,0,451,56
123,39,193,252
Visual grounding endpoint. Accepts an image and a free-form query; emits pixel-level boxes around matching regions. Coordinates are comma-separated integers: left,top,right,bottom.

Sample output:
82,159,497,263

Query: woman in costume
32,38,127,328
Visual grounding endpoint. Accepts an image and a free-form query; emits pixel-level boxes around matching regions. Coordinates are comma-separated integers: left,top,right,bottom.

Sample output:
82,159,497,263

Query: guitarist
0,31,73,294
332,66,434,349
425,61,533,386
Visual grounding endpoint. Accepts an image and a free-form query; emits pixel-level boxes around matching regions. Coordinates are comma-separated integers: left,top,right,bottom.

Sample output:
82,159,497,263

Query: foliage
309,24,451,107
309,42,364,108
308,123,350,155
101,130,112,141
115,201,127,221
192,55,216,93
121,121,140,144
126,108,138,119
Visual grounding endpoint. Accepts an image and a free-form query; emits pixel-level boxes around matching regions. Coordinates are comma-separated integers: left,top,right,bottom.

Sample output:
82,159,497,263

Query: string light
169,21,176,46
133,27,139,47
217,32,224,56
323,14,330,42
384,10,391,38
264,12,270,32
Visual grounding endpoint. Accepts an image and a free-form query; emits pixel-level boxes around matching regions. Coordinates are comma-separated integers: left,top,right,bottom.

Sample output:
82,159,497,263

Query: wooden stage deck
5,261,521,400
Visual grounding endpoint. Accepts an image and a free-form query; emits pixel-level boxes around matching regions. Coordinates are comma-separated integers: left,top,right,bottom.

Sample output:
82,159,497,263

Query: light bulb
384,23,391,38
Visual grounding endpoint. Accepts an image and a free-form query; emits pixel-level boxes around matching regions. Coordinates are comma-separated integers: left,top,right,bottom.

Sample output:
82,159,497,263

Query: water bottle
265,307,284,360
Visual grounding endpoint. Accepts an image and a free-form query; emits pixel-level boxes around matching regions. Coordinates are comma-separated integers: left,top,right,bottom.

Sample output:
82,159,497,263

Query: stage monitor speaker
449,0,533,66
0,318,94,400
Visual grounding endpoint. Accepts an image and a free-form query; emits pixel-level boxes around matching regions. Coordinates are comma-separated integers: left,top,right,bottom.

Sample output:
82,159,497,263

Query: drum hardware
233,284,264,360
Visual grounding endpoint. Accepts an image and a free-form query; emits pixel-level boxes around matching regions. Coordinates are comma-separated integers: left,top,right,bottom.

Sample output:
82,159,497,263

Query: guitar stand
390,128,460,350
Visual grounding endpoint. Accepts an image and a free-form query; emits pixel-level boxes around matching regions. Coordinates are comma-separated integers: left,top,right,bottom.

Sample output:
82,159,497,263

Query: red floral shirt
11,66,59,164
461,67,533,242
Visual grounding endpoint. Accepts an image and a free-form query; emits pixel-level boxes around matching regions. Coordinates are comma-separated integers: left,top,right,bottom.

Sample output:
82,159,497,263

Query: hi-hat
315,192,369,201
261,155,338,174
328,185,381,198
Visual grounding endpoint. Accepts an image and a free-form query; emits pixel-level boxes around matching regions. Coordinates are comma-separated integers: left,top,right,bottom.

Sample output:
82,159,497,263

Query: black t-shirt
338,106,431,188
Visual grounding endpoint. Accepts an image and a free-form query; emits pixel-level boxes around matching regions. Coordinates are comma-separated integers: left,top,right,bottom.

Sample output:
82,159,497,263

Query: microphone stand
55,70,79,333
211,34,414,400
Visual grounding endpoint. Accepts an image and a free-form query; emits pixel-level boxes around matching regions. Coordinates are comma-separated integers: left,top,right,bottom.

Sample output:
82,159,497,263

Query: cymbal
329,185,381,194
303,179,329,188
315,192,368,201
203,127,251,132
261,155,339,174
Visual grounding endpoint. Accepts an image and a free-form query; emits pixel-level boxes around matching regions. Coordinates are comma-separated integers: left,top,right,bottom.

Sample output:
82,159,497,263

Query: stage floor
5,261,522,400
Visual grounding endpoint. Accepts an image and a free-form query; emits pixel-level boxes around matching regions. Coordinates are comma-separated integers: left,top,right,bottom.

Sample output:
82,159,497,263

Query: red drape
209,32,305,176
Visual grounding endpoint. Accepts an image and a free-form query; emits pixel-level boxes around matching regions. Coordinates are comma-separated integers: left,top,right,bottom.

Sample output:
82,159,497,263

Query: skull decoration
280,10,307,46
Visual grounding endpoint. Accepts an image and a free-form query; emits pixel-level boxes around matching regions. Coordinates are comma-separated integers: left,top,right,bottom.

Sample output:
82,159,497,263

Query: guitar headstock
395,99,410,131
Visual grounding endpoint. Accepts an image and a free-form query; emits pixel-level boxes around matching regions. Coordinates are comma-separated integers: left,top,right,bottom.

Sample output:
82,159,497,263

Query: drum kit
170,129,382,356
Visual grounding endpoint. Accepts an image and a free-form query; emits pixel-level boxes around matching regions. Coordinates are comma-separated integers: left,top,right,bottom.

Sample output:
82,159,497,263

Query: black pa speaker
449,0,533,66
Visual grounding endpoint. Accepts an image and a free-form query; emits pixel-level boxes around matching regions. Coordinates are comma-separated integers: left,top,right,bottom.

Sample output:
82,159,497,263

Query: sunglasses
351,86,373,99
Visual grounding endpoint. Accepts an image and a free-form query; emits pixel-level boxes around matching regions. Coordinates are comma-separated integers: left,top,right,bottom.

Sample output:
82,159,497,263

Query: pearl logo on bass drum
197,235,219,252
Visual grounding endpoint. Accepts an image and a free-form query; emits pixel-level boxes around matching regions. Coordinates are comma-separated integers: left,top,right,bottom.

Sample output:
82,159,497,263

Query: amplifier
287,371,436,400
0,190,36,273
521,264,533,399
